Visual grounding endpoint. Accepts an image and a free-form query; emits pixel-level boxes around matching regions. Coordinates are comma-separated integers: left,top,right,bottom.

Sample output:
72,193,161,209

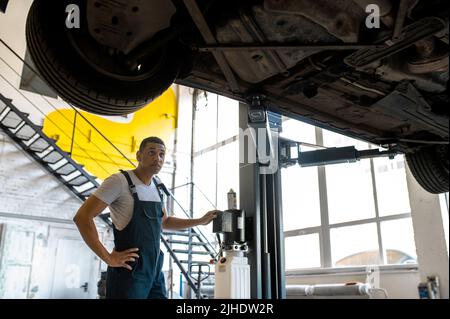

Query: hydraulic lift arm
279,137,398,169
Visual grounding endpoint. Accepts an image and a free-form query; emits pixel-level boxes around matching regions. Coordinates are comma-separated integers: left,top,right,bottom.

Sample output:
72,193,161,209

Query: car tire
26,0,182,115
406,145,449,194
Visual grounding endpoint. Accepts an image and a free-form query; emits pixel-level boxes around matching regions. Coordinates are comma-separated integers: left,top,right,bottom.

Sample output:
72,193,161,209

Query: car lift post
239,98,398,299
239,98,286,299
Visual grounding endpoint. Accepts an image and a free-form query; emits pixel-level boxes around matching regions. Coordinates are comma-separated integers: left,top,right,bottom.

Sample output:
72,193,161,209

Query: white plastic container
214,252,250,299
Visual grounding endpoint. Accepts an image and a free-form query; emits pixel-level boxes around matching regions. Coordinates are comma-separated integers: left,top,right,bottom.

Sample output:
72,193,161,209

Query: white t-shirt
93,170,165,230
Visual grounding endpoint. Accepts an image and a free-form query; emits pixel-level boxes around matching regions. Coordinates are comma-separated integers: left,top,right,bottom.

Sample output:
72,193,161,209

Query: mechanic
74,136,219,299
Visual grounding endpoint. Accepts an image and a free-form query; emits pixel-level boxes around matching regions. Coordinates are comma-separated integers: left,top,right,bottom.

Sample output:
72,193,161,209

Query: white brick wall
0,131,82,220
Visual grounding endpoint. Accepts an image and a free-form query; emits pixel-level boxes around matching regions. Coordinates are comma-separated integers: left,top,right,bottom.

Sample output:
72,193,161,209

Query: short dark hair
139,136,165,151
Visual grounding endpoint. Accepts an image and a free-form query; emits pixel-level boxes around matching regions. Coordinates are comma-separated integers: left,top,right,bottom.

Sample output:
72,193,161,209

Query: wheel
406,145,449,194
26,0,182,115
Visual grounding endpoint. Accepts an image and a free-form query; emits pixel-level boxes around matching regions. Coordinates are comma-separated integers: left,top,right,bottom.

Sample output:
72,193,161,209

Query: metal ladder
0,93,216,298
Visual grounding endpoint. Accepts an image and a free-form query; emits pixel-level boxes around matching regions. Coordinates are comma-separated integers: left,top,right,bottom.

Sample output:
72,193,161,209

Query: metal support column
239,102,262,298
260,173,272,298
69,111,77,157
187,89,198,299
265,169,286,299
239,101,286,299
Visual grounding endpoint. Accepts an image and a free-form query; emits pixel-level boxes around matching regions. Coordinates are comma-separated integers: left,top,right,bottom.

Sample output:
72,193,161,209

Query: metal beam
315,127,332,268
239,102,263,298
239,101,287,299
266,170,286,298
182,0,240,93
198,43,384,52
392,0,409,41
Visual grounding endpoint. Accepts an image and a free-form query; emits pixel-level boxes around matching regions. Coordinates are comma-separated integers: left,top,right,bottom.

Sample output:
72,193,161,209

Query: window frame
284,127,418,273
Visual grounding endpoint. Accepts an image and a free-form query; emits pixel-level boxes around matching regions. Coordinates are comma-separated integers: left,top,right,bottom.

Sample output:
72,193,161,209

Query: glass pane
217,141,239,210
173,86,194,215
280,117,321,230
194,91,218,152
331,223,379,267
326,160,375,223
381,218,417,265
193,150,217,218
282,166,321,230
217,96,239,142
285,234,321,270
373,155,411,216
323,130,375,223
280,118,317,146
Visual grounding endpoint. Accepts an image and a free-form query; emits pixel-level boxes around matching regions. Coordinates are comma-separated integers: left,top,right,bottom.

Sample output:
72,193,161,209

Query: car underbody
24,0,449,192
175,0,449,154
80,0,449,151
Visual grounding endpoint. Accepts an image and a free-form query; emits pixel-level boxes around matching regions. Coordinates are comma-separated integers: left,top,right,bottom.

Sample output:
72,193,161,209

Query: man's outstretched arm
162,209,220,230
73,195,139,270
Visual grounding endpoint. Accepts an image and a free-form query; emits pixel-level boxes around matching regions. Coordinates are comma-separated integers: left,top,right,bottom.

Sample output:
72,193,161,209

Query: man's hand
199,210,221,225
106,248,140,270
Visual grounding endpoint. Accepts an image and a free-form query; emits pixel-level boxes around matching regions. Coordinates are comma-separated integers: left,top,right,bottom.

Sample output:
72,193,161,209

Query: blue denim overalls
106,171,166,299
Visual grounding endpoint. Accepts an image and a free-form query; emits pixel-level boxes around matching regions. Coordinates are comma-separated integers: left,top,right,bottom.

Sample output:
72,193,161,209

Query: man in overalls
74,136,219,299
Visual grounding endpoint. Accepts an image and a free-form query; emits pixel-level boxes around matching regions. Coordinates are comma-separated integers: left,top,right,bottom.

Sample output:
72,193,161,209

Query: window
217,96,239,142
281,119,321,230
282,166,321,230
331,223,379,266
283,127,417,270
280,118,316,145
373,156,411,216
326,160,376,224
217,141,239,209
172,90,240,249
285,234,321,269
323,130,376,224
176,90,240,217
193,91,218,152
177,92,418,271
193,151,217,218
380,218,417,264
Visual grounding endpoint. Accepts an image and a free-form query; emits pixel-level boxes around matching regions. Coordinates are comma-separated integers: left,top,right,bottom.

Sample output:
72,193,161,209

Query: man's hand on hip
107,248,140,270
